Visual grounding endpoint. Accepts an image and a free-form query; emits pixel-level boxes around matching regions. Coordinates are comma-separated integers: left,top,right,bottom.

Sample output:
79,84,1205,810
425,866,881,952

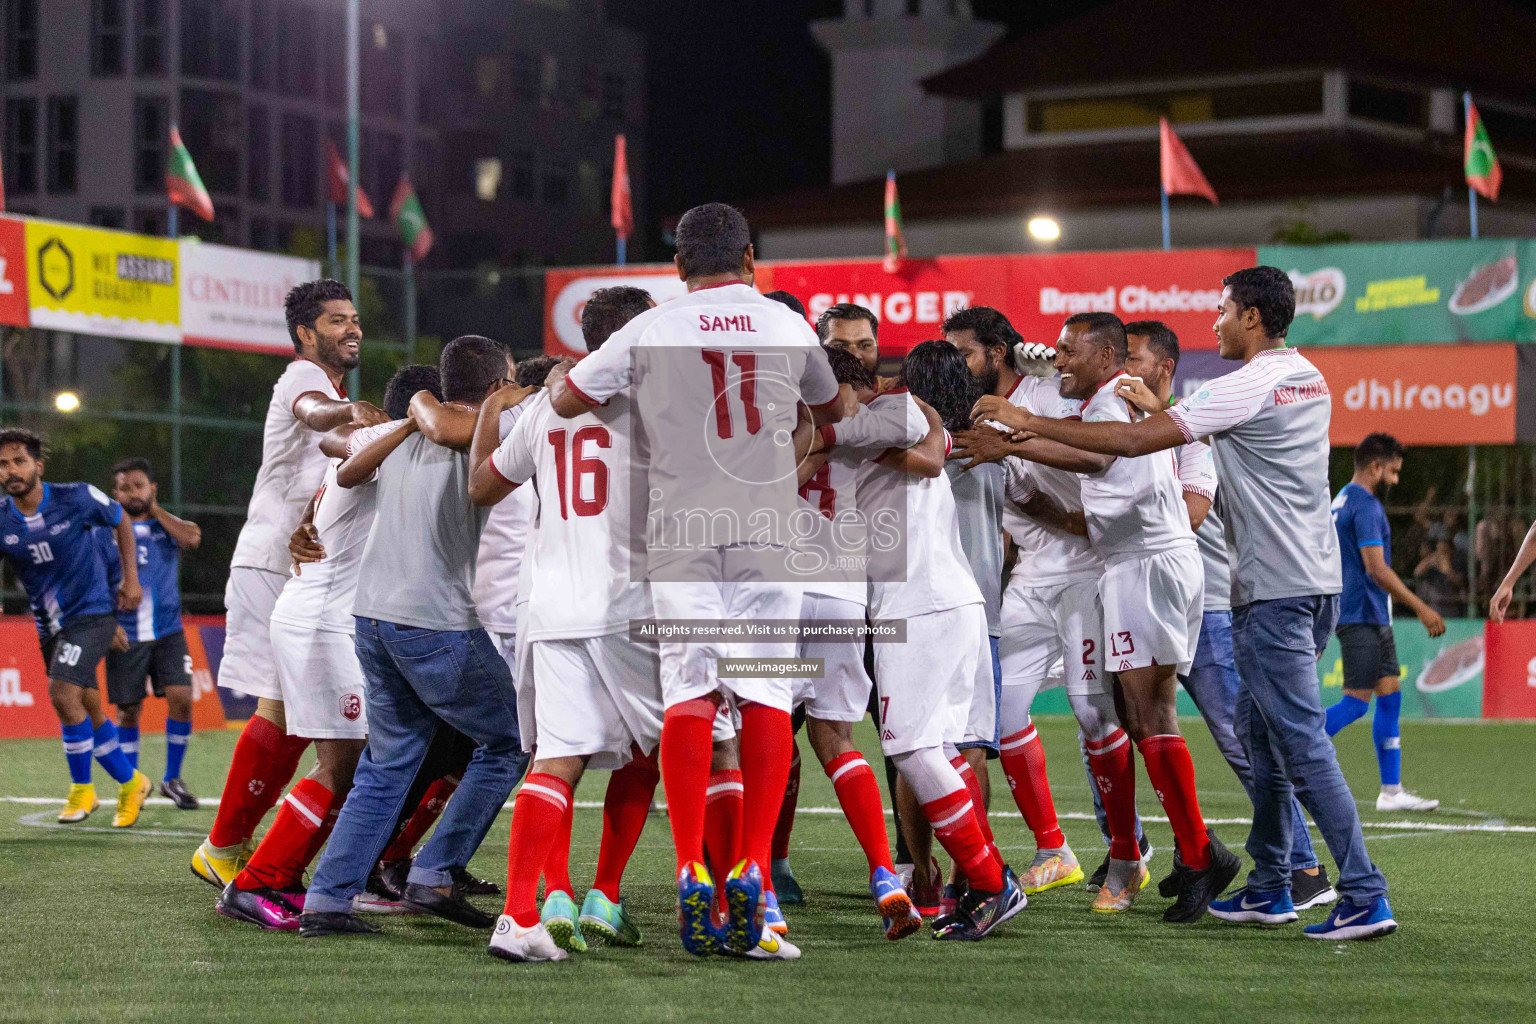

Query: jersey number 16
547,426,610,520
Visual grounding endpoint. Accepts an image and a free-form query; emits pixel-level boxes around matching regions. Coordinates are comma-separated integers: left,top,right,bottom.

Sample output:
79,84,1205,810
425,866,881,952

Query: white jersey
474,406,534,634
232,359,345,573
490,390,650,641
269,420,395,635
829,390,982,619
796,445,866,604
1079,372,1196,565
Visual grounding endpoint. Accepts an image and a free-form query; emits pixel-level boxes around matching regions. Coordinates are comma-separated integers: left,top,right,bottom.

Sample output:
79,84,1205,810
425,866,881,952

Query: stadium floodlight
1028,215,1061,242
54,391,80,413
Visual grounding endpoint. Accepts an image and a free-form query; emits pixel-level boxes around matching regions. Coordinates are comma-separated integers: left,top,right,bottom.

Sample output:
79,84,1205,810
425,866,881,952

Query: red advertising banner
1482,619,1536,719
543,248,1257,358
0,215,30,327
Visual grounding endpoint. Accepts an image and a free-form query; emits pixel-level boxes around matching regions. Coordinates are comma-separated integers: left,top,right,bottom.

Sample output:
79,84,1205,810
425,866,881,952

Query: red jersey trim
691,280,752,293
818,424,837,449
487,458,520,488
563,375,601,407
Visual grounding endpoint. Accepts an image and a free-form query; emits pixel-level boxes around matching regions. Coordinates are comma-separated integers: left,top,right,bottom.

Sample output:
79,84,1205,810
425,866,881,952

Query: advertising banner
0,215,30,327
1316,618,1485,720
24,219,180,343
1260,239,1536,346
1482,619,1536,719
179,242,320,353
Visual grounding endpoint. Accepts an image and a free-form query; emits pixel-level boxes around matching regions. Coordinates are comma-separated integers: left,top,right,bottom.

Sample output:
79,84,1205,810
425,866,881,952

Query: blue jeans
1181,610,1317,871
306,619,528,914
1232,595,1387,905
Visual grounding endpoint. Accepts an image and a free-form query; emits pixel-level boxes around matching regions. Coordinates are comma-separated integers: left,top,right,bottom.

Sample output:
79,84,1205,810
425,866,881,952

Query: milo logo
1288,267,1345,319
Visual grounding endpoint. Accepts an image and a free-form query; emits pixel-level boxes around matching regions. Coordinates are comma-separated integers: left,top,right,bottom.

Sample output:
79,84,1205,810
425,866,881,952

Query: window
46,97,79,194
512,51,537,101
577,160,601,216
1026,78,1324,134
250,2,272,91
248,215,276,251
413,140,435,205
181,0,240,81
540,55,560,109
417,38,440,119
133,96,167,192
4,97,38,195
280,113,318,208
361,22,402,115
134,208,165,235
906,0,920,14
475,56,501,98
91,0,126,77
601,74,625,119
542,158,568,207
361,128,402,206
1349,80,1425,129
474,158,501,201
276,1,317,98
137,0,166,75
321,10,345,106
89,206,126,229
7,0,38,80
179,88,242,194
510,149,533,199
247,105,270,202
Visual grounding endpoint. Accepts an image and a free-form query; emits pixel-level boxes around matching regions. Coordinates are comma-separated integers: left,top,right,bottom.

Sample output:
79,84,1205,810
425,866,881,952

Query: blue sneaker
1304,896,1397,941
871,867,920,941
1209,887,1298,926
722,859,765,955
763,889,787,935
676,861,721,957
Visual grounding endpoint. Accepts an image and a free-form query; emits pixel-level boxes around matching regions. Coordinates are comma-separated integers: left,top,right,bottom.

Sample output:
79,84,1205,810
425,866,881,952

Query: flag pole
616,236,626,266
167,204,178,239
165,206,182,512
403,250,417,363
1464,93,1479,240
326,201,338,278
1160,185,1171,250
344,0,361,398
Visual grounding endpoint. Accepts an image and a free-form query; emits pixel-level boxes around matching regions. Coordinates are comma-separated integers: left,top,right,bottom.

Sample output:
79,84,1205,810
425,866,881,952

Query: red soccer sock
999,722,1066,850
1138,734,1211,869
738,702,793,886
209,716,312,849
234,778,333,891
825,751,894,876
922,788,1004,893
503,774,573,927
593,749,660,902
1086,728,1141,861
660,696,720,873
950,754,996,844
542,798,575,896
703,768,743,880
380,774,459,863
292,807,340,885
771,745,801,861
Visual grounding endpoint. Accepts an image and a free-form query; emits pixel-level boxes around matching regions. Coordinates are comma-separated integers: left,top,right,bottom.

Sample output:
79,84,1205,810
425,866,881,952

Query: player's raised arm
149,492,202,550
979,392,1183,460
410,390,480,449
113,513,142,611
876,397,944,478
318,422,357,459
294,391,389,432
468,381,539,506
336,417,417,488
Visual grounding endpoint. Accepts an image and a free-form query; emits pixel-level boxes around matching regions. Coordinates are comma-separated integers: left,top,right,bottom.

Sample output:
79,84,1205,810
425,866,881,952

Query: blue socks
117,724,140,771
1324,694,1369,737
1373,691,1403,787
61,721,94,784
164,718,191,781
91,720,137,784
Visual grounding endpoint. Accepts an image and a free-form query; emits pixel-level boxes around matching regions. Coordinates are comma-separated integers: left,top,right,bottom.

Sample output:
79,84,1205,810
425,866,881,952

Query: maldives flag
390,175,433,262
327,140,375,218
1159,117,1218,204
882,170,906,273
610,134,633,240
166,124,214,222
1464,97,1502,201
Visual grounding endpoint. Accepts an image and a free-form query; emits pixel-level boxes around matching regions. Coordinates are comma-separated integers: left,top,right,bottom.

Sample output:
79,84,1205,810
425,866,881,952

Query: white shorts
269,619,367,739
792,592,871,723
962,614,998,746
1100,546,1204,676
873,604,982,756
530,633,663,772
1000,575,1106,700
219,566,288,700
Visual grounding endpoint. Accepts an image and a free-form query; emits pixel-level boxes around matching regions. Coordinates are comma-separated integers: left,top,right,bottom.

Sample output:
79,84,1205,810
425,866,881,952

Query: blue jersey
95,517,182,642
1,482,124,639
1330,481,1391,626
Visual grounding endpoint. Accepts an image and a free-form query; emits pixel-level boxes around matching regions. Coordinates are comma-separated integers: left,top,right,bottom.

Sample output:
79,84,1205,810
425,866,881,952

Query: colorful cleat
676,861,722,957
1209,887,1298,926
939,882,963,919
192,840,244,889
763,889,788,936
1303,896,1398,941
540,890,588,953
579,889,643,947
112,771,152,828
1090,858,1150,914
1021,847,1084,895
722,860,766,955
58,783,99,823
740,925,802,961
933,872,1027,941
216,881,300,930
488,915,568,963
871,867,921,941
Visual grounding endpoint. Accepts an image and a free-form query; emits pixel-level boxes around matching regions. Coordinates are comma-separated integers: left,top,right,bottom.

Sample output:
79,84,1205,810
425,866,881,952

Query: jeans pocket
380,625,466,705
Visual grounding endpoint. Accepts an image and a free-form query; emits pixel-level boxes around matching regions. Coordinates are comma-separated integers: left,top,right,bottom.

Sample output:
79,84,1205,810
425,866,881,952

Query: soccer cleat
1021,847,1084,895
159,777,200,810
274,887,306,914
579,890,643,947
540,890,588,953
58,783,99,823
939,882,963,919
1165,830,1242,924
488,915,569,963
933,872,1027,941
299,911,381,937
722,859,767,955
1090,858,1150,914
1209,887,1299,926
112,771,152,828
1291,866,1338,911
1303,896,1397,941
451,867,502,896
771,858,804,905
676,861,722,957
740,925,802,961
192,840,244,889
216,882,300,930
1376,789,1439,812
871,867,921,941
1088,834,1151,893
762,889,787,936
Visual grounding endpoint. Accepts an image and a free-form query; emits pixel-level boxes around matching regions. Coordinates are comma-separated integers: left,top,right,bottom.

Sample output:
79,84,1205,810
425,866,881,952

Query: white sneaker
894,862,915,891
742,925,801,961
1376,789,1439,812
487,915,569,963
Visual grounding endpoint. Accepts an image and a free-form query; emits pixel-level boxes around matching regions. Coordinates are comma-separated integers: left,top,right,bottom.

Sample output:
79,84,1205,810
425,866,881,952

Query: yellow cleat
1022,851,1085,895
192,839,245,888
1090,860,1150,914
58,783,99,823
112,771,153,828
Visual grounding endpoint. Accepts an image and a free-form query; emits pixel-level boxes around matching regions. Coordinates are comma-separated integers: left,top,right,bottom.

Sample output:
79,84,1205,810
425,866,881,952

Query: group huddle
3,202,1406,968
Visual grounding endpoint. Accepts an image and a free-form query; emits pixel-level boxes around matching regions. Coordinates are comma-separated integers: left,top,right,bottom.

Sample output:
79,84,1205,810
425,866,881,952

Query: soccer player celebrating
94,457,202,810
1326,432,1443,812
0,428,152,826
192,279,388,889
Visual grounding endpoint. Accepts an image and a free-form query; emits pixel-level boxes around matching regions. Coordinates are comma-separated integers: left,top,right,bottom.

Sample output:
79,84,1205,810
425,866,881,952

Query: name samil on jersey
95,518,182,642
1,483,122,638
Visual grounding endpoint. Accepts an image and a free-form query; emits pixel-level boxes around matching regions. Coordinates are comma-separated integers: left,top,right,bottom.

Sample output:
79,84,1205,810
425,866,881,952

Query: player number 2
547,425,611,520
1081,638,1096,665
701,349,762,440
27,541,53,564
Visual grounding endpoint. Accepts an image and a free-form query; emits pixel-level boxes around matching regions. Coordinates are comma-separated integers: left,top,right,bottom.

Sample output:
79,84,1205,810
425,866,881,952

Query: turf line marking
14,810,207,838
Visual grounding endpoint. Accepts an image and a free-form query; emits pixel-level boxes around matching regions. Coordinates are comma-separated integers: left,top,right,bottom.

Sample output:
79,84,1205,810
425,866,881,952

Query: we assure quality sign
24,219,180,342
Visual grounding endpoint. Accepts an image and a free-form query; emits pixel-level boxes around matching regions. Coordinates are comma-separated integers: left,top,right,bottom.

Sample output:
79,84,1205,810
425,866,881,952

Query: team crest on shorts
340,693,362,721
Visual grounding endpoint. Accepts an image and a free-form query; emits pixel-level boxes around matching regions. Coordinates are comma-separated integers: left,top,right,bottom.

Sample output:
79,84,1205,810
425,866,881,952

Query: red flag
610,135,633,241
1159,118,1218,205
390,175,433,262
327,140,375,218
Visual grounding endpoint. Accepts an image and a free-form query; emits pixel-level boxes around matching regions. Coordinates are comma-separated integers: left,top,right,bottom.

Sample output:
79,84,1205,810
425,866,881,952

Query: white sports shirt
474,406,533,634
796,444,867,604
